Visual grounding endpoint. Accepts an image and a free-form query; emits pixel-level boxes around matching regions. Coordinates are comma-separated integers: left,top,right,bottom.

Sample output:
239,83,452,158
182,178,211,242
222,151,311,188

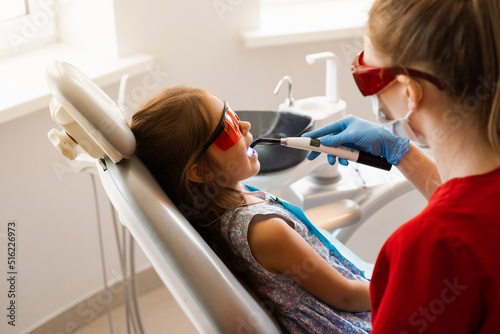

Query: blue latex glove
302,115,410,166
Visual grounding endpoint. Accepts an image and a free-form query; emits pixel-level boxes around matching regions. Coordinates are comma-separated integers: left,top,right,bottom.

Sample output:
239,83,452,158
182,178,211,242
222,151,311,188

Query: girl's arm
396,143,441,200
248,217,371,312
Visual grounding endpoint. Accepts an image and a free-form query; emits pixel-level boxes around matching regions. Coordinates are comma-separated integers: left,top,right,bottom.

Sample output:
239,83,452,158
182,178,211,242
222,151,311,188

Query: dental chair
46,61,282,333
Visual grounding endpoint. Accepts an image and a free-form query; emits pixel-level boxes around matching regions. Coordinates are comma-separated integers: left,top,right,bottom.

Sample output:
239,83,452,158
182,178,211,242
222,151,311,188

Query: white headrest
46,61,136,163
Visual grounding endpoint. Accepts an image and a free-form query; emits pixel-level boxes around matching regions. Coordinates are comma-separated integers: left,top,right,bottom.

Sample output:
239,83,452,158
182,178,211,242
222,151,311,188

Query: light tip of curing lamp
247,147,255,157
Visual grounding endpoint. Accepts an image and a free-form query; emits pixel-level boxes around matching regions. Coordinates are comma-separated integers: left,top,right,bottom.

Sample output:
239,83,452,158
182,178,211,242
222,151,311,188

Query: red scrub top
371,167,500,334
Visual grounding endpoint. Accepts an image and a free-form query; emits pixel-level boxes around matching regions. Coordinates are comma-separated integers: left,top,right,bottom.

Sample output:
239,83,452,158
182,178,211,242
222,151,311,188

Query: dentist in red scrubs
304,0,500,332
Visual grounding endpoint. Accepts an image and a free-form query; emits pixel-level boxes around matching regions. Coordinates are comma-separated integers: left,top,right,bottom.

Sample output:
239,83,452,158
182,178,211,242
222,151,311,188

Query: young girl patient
131,86,372,333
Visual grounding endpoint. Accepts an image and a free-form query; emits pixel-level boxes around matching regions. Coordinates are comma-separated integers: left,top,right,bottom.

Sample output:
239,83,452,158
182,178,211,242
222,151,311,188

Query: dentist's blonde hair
367,0,500,154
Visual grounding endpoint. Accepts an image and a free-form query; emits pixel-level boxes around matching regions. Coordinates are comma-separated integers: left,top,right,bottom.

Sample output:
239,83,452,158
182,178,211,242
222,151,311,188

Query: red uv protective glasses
351,50,445,96
200,101,242,155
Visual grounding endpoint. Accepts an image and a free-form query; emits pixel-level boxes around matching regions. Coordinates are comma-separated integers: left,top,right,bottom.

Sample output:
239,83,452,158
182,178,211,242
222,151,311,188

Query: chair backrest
46,61,282,334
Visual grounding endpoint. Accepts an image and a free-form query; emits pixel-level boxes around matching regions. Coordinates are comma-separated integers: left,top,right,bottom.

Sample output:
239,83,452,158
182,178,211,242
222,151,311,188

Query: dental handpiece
250,137,392,171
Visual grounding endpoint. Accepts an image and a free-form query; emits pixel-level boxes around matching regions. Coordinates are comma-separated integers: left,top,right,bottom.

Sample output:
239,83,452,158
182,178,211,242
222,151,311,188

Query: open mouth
246,147,256,157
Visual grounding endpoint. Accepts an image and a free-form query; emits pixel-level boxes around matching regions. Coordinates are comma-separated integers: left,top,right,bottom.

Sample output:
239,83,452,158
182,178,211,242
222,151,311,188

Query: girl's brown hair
131,86,281,327
131,85,243,225
367,0,500,153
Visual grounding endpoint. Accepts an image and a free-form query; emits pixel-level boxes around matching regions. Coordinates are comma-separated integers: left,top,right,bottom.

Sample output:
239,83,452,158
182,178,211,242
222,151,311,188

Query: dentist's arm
395,142,441,199
303,115,440,199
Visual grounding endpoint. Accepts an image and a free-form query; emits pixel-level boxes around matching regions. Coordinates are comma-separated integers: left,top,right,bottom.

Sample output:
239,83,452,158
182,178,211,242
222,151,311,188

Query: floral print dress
219,188,372,333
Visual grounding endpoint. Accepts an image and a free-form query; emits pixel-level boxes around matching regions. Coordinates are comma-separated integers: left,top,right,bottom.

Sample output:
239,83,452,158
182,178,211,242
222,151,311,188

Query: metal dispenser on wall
274,51,347,182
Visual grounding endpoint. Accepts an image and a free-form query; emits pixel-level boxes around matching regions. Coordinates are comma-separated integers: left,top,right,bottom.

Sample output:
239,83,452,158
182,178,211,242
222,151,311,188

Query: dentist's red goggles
200,101,242,155
351,50,445,96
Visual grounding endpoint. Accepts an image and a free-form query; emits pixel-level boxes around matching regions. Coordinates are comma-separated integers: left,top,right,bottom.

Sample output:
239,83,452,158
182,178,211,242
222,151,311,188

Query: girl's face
204,93,260,188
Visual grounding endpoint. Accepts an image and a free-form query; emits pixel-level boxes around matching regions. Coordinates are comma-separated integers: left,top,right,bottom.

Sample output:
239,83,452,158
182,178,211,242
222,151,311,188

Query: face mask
371,96,428,147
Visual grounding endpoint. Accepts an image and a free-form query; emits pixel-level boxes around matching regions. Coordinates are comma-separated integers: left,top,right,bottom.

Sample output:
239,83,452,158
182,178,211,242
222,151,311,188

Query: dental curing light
250,137,392,171
246,147,256,157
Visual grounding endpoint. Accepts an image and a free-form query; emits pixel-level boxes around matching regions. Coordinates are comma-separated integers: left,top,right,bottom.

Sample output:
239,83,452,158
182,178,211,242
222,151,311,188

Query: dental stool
46,61,282,333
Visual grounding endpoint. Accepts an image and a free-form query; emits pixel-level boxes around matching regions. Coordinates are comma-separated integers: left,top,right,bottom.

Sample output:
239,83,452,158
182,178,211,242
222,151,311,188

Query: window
0,0,58,57
261,0,335,8
242,0,372,48
0,0,29,22
259,0,371,34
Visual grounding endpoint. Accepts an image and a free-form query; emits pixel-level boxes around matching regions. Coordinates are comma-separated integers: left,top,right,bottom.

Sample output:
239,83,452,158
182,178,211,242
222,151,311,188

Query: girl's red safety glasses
351,50,445,96
199,101,242,156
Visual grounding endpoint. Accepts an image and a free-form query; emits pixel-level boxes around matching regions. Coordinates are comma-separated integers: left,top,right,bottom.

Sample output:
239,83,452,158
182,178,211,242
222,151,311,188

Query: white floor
75,285,198,334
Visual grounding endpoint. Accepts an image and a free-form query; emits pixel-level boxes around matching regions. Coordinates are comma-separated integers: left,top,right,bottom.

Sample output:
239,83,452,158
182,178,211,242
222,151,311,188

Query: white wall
112,0,372,117
0,0,407,333
0,81,153,334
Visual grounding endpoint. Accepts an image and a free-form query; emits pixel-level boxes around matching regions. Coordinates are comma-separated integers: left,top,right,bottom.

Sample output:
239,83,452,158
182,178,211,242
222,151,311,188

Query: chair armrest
304,199,361,233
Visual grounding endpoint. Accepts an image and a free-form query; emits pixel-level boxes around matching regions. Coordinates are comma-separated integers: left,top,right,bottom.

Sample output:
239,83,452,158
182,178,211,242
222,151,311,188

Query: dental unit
244,51,413,244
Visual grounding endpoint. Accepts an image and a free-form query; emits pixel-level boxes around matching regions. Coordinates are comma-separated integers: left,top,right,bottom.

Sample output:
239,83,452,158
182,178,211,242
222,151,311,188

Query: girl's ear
188,163,212,183
397,75,423,110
